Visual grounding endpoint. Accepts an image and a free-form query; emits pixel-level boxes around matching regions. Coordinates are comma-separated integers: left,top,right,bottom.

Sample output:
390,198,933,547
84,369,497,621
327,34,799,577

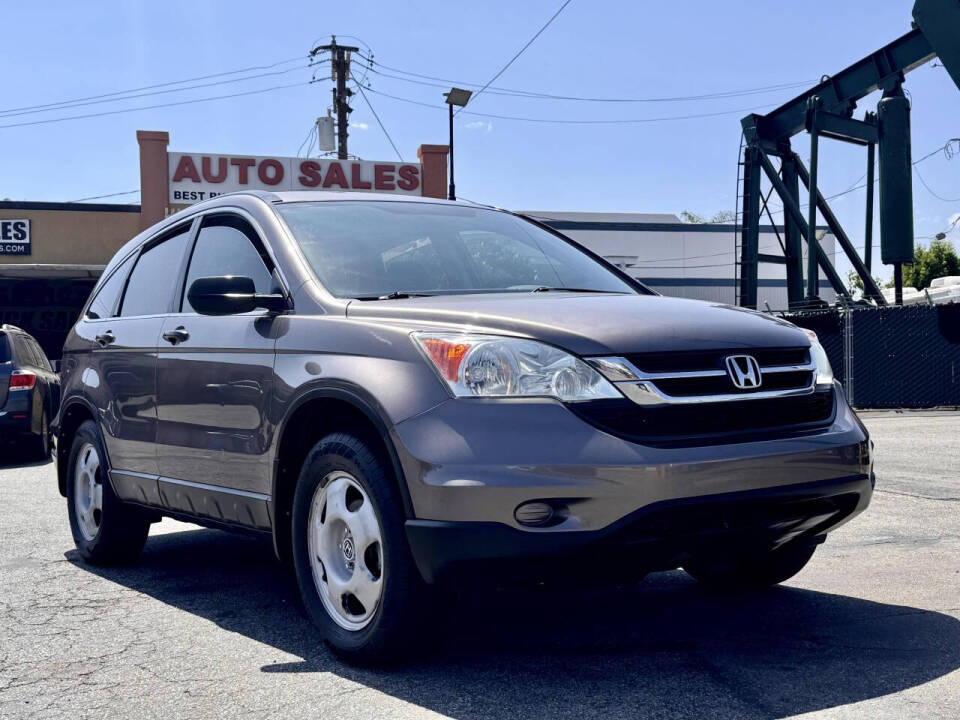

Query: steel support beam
755,150,851,299
738,146,762,309
807,111,879,146
807,114,821,298
794,155,887,304
743,28,933,143
865,140,875,273
758,253,788,264
779,150,806,306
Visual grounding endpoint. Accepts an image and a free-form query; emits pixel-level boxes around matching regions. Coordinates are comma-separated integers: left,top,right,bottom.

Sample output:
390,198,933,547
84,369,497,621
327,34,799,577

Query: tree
680,210,736,224
902,237,960,289
846,270,887,299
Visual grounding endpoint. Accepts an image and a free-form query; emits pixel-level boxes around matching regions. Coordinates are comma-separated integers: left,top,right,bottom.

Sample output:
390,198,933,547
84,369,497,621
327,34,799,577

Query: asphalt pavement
0,412,958,719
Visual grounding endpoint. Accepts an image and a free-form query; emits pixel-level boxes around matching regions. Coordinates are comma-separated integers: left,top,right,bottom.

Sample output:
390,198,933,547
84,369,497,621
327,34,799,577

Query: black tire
33,409,50,460
291,432,427,664
683,542,818,589
66,420,150,565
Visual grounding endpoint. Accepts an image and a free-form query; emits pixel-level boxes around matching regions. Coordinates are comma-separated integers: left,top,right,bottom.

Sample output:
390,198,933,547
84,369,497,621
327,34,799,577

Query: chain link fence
781,303,960,408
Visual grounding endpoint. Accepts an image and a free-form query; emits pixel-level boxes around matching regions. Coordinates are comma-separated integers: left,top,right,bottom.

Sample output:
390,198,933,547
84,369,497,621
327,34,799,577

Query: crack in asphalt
876,489,960,502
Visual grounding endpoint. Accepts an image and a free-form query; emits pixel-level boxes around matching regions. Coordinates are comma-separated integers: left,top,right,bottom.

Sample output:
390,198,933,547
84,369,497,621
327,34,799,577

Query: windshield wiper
353,291,435,301
530,286,622,294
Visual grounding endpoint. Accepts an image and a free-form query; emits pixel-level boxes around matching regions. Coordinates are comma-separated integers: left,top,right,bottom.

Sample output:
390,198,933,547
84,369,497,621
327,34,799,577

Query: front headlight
412,332,621,402
801,329,834,387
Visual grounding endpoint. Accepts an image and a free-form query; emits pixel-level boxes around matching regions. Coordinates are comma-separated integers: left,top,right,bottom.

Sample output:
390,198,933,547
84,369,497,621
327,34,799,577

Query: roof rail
218,189,283,203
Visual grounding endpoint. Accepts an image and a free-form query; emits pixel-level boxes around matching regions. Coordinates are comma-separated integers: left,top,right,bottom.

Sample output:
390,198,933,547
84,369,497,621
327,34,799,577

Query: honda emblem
725,355,762,389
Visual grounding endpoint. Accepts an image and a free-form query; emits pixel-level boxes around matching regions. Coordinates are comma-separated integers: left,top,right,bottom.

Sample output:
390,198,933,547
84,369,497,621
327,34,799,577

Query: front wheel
683,542,818,589
291,432,427,663
66,420,150,565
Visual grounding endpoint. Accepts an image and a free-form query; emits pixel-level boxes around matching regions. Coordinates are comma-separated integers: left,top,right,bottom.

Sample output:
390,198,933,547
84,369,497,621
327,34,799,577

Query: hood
345,292,809,356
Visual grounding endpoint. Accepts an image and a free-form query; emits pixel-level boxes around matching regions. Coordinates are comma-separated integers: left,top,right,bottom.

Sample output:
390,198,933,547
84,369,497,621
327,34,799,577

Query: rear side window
0,334,10,363
12,335,34,366
181,215,274,312
86,253,136,320
29,339,51,370
120,225,192,317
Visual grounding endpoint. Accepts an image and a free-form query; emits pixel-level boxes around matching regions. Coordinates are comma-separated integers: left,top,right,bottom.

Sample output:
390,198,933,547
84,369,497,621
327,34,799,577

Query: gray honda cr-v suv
54,191,873,661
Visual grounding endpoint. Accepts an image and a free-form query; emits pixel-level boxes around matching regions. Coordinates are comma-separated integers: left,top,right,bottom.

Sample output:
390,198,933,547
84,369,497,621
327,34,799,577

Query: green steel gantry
738,0,960,309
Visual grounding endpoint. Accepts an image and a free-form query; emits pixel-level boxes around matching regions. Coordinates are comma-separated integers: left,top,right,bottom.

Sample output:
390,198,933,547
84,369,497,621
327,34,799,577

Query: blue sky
2,0,958,283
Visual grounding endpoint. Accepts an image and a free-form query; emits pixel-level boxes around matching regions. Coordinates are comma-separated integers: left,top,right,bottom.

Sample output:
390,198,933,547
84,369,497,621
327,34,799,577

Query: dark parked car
1,324,59,459
54,191,874,661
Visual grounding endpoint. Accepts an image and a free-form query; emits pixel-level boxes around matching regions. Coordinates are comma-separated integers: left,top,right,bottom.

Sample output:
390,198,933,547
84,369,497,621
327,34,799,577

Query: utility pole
309,36,359,160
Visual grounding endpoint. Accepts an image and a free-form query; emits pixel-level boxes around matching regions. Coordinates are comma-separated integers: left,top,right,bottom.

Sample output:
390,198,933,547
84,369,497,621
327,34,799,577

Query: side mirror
186,276,287,316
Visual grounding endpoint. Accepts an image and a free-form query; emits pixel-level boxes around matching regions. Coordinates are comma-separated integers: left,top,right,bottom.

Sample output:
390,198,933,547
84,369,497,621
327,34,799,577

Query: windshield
275,201,639,299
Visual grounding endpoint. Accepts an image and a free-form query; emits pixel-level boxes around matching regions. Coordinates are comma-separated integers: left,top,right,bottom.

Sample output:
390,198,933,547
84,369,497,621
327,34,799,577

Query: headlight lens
413,332,621,402
801,329,834,387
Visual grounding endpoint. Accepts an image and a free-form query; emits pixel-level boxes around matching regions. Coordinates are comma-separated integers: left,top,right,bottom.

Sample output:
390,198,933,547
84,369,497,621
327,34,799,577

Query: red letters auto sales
168,153,421,204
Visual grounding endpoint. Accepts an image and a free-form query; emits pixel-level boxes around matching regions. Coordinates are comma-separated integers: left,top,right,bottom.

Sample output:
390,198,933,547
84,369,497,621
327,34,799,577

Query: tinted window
0,334,9,363
87,253,135,320
276,201,638,298
30,339,51,370
182,216,273,312
12,335,34,366
120,225,192,317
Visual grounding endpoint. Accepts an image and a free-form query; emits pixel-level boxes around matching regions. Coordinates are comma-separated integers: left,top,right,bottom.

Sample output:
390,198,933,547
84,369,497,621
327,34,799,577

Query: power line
296,121,317,157
355,58,816,103
362,85,769,124
0,80,311,130
354,82,404,162
736,139,960,220
457,0,574,114
0,62,324,119
66,189,140,203
0,55,308,116
913,164,960,202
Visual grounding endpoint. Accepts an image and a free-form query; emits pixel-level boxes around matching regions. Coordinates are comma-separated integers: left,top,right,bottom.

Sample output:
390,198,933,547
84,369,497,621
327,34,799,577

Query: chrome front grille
589,347,816,407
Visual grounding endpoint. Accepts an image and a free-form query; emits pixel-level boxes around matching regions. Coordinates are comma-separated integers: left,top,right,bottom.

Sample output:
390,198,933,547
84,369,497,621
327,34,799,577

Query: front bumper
391,383,872,583
406,473,873,583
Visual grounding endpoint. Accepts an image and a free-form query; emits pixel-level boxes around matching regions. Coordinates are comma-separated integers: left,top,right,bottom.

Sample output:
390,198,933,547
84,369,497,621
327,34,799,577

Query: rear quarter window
0,334,10,363
86,253,136,320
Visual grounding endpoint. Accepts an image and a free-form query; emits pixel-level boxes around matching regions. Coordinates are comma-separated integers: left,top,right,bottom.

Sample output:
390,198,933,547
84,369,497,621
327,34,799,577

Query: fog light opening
514,501,566,527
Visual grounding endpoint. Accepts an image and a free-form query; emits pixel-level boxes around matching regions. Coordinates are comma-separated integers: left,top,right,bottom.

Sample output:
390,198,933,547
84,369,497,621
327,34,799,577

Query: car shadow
68,526,960,719
0,449,51,469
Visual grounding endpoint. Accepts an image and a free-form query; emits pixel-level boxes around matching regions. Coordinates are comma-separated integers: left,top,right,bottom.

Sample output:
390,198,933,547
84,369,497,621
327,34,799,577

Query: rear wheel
66,420,150,565
33,409,50,460
291,432,427,663
683,542,818,589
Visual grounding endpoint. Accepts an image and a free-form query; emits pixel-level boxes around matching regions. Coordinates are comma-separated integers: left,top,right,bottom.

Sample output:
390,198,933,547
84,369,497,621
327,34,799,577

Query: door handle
95,330,115,347
162,326,190,345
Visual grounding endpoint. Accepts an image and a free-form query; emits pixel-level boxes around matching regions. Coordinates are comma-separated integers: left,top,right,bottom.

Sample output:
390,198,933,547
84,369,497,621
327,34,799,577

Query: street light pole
448,102,455,201
443,87,473,202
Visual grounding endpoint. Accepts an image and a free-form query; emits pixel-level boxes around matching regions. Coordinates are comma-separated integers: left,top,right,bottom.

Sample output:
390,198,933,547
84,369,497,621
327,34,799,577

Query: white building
528,211,837,310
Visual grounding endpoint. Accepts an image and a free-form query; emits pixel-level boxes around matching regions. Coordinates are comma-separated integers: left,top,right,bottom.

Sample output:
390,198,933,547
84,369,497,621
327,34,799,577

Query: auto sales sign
168,152,422,204
0,219,30,255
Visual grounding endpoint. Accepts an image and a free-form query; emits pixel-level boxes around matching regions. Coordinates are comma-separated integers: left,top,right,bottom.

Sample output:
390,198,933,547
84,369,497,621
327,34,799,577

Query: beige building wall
0,205,141,267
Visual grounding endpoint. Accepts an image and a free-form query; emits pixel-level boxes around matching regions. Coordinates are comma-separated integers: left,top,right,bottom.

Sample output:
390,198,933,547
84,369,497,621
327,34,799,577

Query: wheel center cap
341,536,355,562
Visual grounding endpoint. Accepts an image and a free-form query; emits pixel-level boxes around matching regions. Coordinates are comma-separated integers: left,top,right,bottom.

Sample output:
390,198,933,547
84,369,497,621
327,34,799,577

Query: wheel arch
271,384,414,564
55,397,99,497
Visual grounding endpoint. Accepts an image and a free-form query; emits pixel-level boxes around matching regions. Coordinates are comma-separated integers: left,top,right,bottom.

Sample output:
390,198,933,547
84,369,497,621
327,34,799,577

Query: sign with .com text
0,219,30,255
168,153,422,205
